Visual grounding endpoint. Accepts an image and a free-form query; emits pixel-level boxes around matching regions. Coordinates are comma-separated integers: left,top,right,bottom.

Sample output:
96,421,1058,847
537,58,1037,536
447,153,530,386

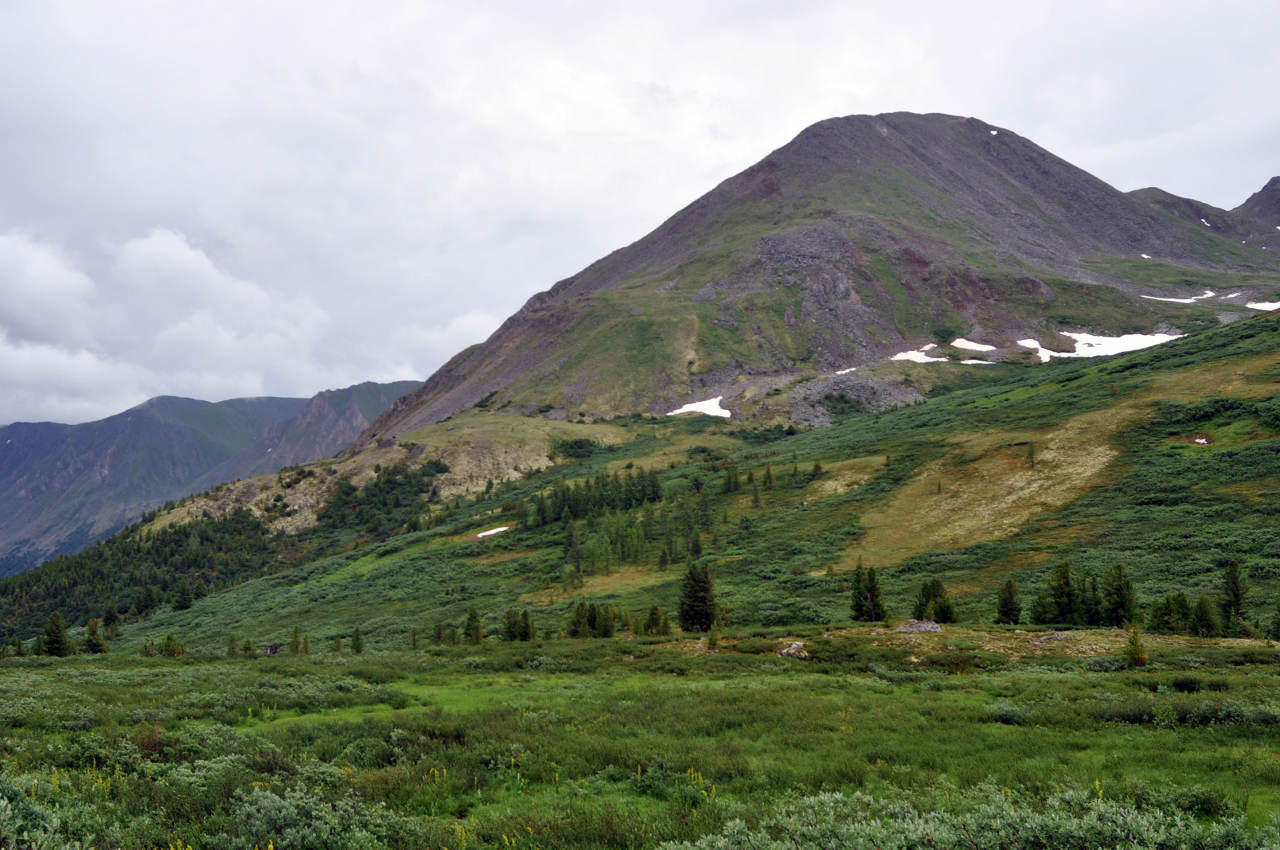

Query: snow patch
1246,301,1280,311
1140,253,1152,259
834,366,858,375
1223,292,1243,299
1193,438,1209,445
1201,218,1212,227
990,130,998,135
476,526,510,538
1139,290,1215,305
667,396,732,418
1019,332,1180,362
960,359,994,365
951,337,996,351
891,343,947,363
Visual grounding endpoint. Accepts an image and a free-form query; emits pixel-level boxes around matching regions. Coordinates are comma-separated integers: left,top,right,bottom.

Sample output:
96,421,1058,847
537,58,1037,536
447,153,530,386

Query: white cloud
0,1,1278,424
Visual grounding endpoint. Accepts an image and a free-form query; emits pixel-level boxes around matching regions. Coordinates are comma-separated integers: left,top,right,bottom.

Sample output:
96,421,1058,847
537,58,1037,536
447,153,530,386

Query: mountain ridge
0,380,418,574
357,112,1280,447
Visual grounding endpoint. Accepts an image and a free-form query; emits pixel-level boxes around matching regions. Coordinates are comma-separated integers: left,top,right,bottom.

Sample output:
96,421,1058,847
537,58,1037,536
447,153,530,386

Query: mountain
0,380,418,574
359,112,1280,445
1235,175,1280,227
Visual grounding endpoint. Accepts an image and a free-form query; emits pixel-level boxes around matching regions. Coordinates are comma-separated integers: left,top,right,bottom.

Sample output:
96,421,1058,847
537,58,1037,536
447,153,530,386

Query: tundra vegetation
2,313,1280,848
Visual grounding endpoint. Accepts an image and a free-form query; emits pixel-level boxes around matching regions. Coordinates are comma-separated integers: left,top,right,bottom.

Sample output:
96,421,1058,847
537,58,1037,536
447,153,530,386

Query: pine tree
102,601,121,637
861,567,884,622
173,578,194,611
42,611,71,657
410,628,420,650
351,627,364,654
1100,564,1136,627
912,579,955,622
995,579,1021,625
465,608,483,645
678,562,716,632
1219,559,1248,632
302,636,311,654
228,633,240,657
1046,563,1079,625
849,562,869,620
1080,576,1102,626
82,618,108,654
645,606,663,635
1188,595,1220,637
1123,622,1147,668
242,637,255,655
762,465,774,492
333,635,343,653
290,626,302,655
519,609,532,641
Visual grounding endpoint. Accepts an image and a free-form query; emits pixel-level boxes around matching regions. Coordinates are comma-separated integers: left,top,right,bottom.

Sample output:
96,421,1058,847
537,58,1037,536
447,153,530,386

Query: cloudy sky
2,1,1277,424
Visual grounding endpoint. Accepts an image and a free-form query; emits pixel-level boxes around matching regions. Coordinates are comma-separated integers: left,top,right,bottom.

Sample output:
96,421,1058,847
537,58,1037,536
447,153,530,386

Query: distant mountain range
0,380,418,574
358,112,1280,446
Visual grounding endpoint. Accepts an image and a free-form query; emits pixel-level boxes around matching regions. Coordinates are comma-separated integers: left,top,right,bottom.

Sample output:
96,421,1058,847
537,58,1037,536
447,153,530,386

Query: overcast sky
1,1,1277,425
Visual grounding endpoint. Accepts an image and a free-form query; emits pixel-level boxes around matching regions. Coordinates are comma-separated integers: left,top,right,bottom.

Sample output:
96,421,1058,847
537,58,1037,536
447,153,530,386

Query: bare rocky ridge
356,113,1280,448
1235,176,1280,228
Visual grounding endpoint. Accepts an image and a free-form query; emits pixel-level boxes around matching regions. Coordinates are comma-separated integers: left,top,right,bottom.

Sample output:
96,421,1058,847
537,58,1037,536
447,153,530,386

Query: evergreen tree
333,635,343,653
1219,559,1248,632
501,608,523,641
850,565,868,620
1080,576,1102,626
289,626,302,655
302,636,311,654
519,609,532,641
995,579,1021,625
434,623,447,644
102,601,121,637
1045,563,1079,625
860,568,884,622
1267,597,1280,641
242,637,255,655
228,633,240,657
645,605,663,636
762,465,774,492
1100,564,1137,627
1029,591,1055,625
42,611,71,657
465,608,483,645
1147,592,1191,634
912,579,955,623
678,562,716,632
1123,622,1148,668
410,628,420,650
351,627,364,654
1188,595,1221,637
173,578,194,611
82,618,108,654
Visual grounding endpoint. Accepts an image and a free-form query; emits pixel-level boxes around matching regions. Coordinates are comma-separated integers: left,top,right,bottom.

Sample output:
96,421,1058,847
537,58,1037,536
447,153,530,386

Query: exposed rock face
356,113,1280,447
1235,176,1280,228
894,619,943,634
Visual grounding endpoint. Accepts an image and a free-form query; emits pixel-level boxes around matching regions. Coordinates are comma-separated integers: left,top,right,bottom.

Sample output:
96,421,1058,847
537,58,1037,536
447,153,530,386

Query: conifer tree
290,626,302,655
242,637,255,655
1188,595,1220,637
333,635,343,653
1100,564,1136,627
1123,622,1147,668
762,465,774,492
82,618,108,654
173,578,194,611
1080,576,1102,626
302,636,311,654
465,608,483,645
42,611,71,657
1046,563,1079,624
861,567,884,622
351,627,364,654
102,601,121,637
410,628,420,650
1219,559,1248,633
1267,597,1280,641
678,562,716,632
228,633,240,657
645,606,663,635
995,579,1021,625
520,609,532,641
912,579,955,622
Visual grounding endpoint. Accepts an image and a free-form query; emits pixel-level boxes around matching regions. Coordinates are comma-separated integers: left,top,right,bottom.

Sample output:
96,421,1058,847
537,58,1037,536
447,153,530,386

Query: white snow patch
1246,301,1280,311
990,130,998,135
1140,253,1152,259
476,526,510,538
1193,438,1209,445
834,367,858,375
891,344,948,363
1201,218,1212,227
960,359,994,365
1223,292,1243,299
1139,289,1215,304
667,396,732,418
1019,332,1180,362
951,337,996,351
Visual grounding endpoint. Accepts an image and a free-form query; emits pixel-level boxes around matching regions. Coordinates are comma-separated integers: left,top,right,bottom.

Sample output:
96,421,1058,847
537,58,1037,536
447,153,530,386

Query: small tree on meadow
1219,559,1248,634
995,579,1021,625
912,579,955,623
351,627,364,654
465,608,483,645
173,578,194,611
82,618,108,654
1188,595,1220,637
43,611,71,657
1123,622,1147,668
678,562,716,632
1100,564,1136,627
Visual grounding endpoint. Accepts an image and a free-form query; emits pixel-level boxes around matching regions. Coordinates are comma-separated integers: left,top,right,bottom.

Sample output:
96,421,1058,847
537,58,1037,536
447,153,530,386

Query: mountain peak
1236,176,1280,227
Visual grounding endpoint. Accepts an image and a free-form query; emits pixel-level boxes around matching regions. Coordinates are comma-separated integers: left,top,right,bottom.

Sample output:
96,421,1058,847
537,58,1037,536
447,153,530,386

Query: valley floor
2,627,1278,849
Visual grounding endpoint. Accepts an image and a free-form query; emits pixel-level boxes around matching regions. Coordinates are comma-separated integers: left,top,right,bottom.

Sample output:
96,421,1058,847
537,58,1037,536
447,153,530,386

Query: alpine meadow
4,112,1280,850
